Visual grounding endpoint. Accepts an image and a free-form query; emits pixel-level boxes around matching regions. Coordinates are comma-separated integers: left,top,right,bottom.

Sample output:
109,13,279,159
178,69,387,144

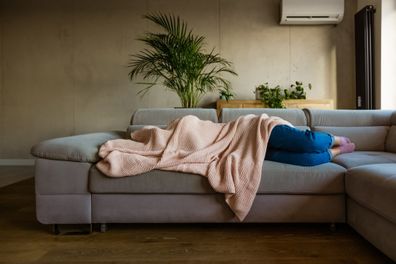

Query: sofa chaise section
307,109,396,261
32,131,126,224
346,164,396,261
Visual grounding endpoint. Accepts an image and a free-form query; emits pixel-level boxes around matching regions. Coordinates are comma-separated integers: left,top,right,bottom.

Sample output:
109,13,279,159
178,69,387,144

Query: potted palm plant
128,13,237,108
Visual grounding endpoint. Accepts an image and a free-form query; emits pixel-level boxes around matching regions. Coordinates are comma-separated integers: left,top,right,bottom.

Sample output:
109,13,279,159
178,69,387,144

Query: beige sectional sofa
31,108,396,261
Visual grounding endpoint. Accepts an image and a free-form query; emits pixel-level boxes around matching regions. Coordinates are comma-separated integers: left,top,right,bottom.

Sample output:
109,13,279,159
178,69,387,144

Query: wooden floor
0,172,393,263
0,166,34,188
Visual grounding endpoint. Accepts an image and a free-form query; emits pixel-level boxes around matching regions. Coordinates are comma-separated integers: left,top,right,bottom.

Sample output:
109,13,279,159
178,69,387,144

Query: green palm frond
128,13,237,108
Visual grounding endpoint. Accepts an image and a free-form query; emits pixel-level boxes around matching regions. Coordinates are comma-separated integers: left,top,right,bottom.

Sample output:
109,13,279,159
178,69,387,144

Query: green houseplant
256,81,312,108
219,88,235,101
284,81,312,100
128,13,237,108
256,83,285,108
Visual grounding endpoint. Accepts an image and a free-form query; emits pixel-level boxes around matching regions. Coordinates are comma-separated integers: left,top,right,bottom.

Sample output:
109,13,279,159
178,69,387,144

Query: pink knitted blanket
96,114,290,221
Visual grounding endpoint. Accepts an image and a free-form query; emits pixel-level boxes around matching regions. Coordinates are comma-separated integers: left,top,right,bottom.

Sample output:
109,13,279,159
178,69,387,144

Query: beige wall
0,0,356,159
335,0,357,110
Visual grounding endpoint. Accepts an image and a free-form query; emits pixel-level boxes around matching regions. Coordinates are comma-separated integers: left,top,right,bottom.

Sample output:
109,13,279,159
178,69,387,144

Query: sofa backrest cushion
131,108,218,125
220,108,308,129
385,111,396,153
307,109,393,151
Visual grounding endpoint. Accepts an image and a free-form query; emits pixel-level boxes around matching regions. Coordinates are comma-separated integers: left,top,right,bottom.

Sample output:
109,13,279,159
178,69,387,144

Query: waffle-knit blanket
96,114,290,221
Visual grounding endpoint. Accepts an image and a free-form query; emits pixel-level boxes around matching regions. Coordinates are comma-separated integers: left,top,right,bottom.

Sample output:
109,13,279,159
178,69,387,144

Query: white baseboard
0,159,35,166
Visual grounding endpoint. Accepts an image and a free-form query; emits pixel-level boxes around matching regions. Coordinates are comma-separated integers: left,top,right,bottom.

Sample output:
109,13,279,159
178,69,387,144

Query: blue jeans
265,125,334,166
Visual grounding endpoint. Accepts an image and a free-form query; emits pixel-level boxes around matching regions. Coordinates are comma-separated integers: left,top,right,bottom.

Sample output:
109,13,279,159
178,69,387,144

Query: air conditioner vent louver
286,16,333,19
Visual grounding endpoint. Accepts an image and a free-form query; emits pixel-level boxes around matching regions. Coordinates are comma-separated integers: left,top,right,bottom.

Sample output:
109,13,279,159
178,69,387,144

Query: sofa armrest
31,131,126,163
35,159,93,224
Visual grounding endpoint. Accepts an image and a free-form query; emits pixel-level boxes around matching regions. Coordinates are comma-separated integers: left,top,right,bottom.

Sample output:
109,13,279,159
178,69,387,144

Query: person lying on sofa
97,114,356,176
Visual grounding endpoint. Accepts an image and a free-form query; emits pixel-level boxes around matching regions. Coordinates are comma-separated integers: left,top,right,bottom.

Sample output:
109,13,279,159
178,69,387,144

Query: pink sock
339,143,355,154
339,136,352,145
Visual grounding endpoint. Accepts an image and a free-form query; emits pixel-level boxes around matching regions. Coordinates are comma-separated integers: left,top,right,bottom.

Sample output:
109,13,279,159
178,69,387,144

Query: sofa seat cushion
259,161,346,194
90,167,216,194
31,131,126,163
89,161,346,194
346,164,396,224
333,151,396,169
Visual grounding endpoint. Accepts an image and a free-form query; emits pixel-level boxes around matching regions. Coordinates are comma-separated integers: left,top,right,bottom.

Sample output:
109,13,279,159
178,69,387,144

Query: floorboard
0,166,34,188
0,169,393,264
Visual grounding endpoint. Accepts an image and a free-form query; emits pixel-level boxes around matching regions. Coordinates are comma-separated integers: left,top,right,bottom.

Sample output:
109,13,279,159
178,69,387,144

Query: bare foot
330,143,356,158
333,136,341,146
333,136,352,146
330,147,341,158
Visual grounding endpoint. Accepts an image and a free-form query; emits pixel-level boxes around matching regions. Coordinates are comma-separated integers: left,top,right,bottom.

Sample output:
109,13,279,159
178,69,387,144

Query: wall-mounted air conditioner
280,0,344,25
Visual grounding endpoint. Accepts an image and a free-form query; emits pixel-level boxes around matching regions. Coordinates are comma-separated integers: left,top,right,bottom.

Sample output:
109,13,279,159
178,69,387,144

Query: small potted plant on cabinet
256,81,312,108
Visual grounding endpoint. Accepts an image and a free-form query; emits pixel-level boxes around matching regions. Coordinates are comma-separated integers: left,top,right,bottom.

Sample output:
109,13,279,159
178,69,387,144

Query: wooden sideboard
216,99,334,116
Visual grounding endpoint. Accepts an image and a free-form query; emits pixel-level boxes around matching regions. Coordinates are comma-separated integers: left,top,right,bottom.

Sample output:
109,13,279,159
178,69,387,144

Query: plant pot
254,87,261,100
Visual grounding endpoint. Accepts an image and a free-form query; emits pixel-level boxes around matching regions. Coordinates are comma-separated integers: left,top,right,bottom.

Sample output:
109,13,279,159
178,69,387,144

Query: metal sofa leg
330,223,337,232
51,224,92,235
100,223,108,233
51,224,60,235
